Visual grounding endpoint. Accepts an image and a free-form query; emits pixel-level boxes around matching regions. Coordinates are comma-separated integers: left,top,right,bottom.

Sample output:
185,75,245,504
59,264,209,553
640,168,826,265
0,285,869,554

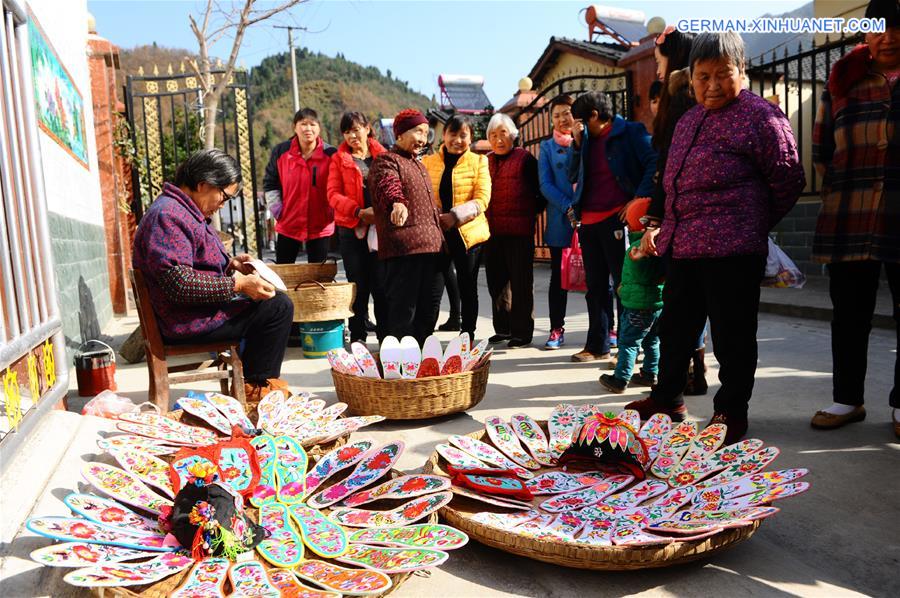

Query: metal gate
516,73,632,259
124,66,261,256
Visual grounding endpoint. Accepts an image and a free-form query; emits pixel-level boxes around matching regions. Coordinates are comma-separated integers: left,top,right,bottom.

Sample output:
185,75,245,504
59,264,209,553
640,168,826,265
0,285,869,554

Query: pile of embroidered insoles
26,394,469,595
328,333,492,379
432,404,811,548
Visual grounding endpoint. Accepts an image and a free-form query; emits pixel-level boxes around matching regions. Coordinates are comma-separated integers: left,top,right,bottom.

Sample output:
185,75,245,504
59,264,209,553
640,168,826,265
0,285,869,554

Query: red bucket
74,340,117,397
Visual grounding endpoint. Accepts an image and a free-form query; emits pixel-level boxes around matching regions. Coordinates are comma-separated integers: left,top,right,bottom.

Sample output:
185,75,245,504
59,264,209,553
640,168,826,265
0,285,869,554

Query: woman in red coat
327,112,389,343
264,108,336,264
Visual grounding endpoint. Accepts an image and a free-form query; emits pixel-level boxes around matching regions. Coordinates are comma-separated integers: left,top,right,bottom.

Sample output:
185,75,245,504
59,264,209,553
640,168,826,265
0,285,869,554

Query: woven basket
286,280,355,323
332,360,490,420
89,445,430,597
422,424,762,571
268,260,338,287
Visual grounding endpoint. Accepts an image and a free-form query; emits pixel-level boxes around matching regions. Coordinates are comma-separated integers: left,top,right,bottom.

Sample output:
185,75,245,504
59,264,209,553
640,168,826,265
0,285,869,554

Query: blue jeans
614,307,661,381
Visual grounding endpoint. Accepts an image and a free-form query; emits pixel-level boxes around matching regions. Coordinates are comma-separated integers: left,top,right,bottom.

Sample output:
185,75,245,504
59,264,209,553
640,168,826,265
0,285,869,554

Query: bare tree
188,0,306,149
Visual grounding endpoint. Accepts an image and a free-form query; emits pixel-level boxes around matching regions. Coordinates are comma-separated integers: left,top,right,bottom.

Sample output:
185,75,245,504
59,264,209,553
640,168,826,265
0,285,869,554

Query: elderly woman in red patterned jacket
809,0,900,437
133,149,293,406
485,112,542,349
368,109,444,344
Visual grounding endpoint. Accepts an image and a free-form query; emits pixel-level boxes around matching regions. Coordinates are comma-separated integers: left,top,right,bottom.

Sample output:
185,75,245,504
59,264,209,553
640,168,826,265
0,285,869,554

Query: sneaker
438,318,461,332
489,333,512,344
599,374,627,394
609,331,618,349
710,412,748,445
507,337,531,349
571,350,611,363
630,370,657,387
544,328,565,350
624,396,687,422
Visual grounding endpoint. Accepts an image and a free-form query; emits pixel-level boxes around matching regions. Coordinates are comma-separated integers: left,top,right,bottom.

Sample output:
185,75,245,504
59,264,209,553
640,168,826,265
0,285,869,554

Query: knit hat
865,0,900,27
393,109,428,138
624,197,652,232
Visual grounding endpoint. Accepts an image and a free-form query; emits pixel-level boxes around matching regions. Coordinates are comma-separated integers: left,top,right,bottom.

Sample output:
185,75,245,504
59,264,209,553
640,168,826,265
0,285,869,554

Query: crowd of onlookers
132,0,899,442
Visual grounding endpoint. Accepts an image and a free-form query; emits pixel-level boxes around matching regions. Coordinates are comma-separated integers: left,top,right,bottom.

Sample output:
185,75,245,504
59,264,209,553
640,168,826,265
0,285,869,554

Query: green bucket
300,320,344,358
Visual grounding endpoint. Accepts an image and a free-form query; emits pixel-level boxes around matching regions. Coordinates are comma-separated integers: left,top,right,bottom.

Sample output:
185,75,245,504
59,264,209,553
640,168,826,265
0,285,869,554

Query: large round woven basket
89,468,436,598
332,360,490,420
268,261,338,287
287,280,355,323
89,411,427,598
422,424,761,571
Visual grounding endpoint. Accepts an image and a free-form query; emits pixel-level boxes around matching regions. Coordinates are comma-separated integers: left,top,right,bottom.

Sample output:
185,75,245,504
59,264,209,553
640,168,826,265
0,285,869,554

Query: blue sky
88,0,810,105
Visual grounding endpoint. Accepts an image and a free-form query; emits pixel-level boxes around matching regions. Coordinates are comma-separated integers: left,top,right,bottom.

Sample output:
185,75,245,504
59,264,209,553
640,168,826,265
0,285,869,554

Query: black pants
382,253,442,345
548,246,569,330
338,227,387,343
275,234,330,264
485,235,535,341
438,229,482,337
651,255,765,417
169,292,294,383
579,215,625,354
441,260,461,321
828,260,900,408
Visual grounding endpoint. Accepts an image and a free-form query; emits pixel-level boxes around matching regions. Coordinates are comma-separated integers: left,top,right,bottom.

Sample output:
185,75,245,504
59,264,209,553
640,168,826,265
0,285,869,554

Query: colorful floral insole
62,552,193,587
63,493,159,535
288,504,348,559
348,523,469,550
307,441,403,508
256,503,304,568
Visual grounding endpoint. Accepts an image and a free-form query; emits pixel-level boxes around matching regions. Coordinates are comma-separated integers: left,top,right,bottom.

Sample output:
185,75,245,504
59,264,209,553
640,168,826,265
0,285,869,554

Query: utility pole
274,25,303,112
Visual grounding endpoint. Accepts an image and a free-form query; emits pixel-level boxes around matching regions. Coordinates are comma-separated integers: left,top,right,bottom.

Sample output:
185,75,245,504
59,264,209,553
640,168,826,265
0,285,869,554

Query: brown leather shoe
624,396,688,422
810,405,866,429
243,379,290,423
571,350,611,363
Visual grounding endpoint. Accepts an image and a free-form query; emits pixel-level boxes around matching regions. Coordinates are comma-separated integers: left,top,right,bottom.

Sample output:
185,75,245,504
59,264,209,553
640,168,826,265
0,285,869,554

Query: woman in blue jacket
538,95,577,349
567,91,657,363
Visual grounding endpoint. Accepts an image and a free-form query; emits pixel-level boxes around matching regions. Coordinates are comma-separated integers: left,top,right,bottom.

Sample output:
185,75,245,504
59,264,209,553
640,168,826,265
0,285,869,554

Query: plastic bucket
300,320,344,358
74,340,117,397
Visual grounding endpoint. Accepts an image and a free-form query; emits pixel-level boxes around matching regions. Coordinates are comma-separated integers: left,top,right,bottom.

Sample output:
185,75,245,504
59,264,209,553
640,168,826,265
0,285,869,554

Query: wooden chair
130,269,246,412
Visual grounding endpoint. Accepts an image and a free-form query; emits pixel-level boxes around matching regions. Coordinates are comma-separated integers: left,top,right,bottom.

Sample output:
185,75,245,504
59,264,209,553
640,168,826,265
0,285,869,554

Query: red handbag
561,229,587,292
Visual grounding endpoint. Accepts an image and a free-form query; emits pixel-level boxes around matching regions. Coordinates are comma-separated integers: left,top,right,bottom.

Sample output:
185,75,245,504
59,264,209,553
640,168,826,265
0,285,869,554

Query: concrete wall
27,0,110,353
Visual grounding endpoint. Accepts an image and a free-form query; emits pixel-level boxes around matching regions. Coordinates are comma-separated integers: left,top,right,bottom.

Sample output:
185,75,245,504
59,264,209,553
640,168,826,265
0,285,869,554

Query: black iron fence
124,67,261,256
746,33,863,199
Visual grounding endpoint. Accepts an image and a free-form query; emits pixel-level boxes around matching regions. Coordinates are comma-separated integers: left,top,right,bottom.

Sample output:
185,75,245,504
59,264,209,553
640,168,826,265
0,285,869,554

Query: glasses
656,25,676,46
219,186,242,202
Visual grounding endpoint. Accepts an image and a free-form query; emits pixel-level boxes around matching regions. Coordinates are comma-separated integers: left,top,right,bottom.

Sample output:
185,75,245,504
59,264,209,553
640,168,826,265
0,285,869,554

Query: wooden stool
129,269,246,412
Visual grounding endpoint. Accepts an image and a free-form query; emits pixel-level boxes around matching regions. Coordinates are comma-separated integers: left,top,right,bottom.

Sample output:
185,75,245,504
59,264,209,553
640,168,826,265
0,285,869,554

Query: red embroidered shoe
623,396,687,423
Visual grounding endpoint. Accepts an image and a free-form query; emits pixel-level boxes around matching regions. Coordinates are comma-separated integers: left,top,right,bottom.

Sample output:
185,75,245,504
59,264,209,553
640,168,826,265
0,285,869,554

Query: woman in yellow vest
422,114,491,340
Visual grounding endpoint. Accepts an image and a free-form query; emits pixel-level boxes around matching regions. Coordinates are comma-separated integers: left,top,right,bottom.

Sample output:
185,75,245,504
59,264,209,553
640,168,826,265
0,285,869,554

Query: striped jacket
812,45,900,264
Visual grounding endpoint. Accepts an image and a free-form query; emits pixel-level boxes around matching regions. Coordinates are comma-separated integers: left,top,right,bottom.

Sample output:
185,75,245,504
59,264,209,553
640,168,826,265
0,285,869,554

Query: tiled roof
528,36,627,83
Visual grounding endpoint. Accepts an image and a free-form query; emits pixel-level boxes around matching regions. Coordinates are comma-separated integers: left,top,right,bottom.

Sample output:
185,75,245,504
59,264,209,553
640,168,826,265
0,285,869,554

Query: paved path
2,268,897,597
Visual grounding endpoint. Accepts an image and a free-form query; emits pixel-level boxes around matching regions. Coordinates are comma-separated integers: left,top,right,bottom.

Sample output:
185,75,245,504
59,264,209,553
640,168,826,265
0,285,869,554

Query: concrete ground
2,264,898,597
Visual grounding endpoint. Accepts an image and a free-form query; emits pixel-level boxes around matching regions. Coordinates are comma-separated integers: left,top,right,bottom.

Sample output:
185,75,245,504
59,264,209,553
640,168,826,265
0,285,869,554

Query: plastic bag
561,229,588,292
762,238,806,289
81,390,158,419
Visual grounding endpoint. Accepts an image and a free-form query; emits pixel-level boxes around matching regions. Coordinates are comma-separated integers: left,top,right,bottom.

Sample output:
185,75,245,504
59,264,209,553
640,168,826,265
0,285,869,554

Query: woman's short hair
293,107,319,125
571,91,615,122
444,114,474,136
549,94,574,110
340,111,369,133
689,32,745,72
174,149,242,190
486,112,519,140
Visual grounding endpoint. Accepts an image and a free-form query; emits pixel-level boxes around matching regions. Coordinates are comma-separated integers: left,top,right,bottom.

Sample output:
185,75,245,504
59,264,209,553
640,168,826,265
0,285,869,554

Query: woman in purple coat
133,149,294,407
628,32,805,444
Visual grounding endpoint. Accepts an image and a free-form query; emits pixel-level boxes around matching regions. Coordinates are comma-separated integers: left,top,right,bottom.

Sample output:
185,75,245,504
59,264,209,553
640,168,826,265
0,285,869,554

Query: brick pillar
87,32,132,315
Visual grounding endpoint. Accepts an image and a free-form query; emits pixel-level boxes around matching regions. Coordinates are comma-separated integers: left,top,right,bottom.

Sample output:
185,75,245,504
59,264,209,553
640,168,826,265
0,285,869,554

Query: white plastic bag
763,238,806,288
81,390,158,419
